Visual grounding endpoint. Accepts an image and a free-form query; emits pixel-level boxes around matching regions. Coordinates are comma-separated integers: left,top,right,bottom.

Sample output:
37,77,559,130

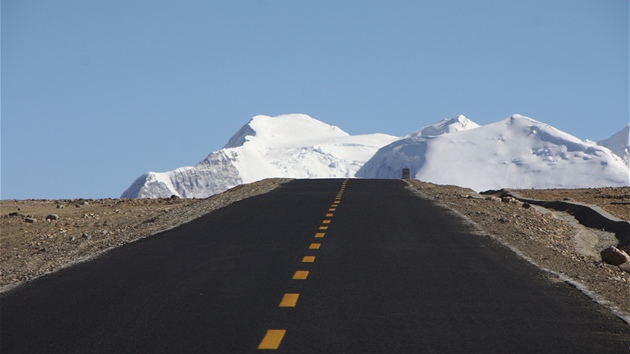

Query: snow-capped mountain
121,114,398,198
357,114,630,191
406,114,480,138
123,113,629,198
598,125,630,167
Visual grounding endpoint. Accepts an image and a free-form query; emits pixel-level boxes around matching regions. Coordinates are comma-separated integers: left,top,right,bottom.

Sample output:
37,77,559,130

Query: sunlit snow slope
123,113,629,198
121,114,398,198
357,114,630,191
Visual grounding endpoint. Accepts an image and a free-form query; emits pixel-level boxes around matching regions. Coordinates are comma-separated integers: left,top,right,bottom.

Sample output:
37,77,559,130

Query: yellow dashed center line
258,180,348,350
258,329,286,350
279,293,300,307
292,270,309,280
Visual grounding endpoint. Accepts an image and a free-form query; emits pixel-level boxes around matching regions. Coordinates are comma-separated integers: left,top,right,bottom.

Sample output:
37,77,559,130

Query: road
1,179,628,352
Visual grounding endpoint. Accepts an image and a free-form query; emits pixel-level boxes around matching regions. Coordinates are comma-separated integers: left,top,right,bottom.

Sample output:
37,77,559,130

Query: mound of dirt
515,187,630,221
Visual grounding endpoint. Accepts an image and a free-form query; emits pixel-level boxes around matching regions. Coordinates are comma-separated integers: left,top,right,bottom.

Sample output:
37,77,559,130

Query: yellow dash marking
319,226,328,230
322,219,331,224
279,293,299,307
315,232,325,238
293,270,309,279
258,329,286,349
302,256,315,263
309,243,321,249
326,213,334,217
329,208,336,212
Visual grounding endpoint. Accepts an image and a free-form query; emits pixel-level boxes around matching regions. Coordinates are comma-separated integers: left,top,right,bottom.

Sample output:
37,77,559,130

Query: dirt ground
405,180,629,324
0,179,292,292
1,179,628,323
515,187,630,221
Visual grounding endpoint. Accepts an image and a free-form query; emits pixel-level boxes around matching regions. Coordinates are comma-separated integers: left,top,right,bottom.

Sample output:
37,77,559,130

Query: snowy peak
599,125,630,166
497,114,590,151
223,114,348,149
123,113,629,198
358,114,629,191
123,114,398,198
408,114,480,139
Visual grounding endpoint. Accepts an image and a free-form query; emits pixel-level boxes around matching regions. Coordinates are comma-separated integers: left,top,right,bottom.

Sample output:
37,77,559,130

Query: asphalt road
2,179,628,353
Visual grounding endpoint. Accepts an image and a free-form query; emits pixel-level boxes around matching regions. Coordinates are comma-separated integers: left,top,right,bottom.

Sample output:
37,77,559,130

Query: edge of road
404,180,630,325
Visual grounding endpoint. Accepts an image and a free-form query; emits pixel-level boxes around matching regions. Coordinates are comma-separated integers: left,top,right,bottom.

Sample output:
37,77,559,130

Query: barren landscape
1,179,628,323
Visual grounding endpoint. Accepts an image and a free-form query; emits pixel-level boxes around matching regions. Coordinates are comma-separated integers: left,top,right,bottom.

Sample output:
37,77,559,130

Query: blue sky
2,0,628,199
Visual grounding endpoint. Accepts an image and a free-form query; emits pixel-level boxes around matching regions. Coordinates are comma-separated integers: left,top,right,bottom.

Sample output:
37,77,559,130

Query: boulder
600,246,630,273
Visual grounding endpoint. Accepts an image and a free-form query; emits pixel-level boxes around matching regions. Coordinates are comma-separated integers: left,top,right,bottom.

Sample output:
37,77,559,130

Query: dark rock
600,246,630,266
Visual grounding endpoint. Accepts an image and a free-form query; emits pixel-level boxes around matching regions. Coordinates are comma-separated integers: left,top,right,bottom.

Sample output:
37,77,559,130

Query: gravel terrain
2,178,628,323
0,179,292,293
406,180,629,324
515,187,630,221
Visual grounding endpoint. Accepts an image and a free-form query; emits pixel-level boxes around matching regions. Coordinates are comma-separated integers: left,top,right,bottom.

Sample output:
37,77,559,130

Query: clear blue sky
2,0,628,199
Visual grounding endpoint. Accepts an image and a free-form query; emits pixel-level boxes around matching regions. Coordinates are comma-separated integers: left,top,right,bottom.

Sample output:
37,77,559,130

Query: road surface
2,179,628,352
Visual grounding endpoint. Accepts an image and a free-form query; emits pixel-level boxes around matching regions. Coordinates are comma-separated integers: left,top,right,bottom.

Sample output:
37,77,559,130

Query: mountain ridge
122,114,398,198
122,114,629,198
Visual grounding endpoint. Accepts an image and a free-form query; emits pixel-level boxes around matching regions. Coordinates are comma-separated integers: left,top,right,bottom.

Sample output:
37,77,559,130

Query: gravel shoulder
2,179,628,323
406,180,629,324
0,179,292,293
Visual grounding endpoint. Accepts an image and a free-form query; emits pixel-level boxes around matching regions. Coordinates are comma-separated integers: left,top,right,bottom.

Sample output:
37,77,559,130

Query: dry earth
2,179,628,323
515,187,630,221
406,181,629,324
0,179,292,292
